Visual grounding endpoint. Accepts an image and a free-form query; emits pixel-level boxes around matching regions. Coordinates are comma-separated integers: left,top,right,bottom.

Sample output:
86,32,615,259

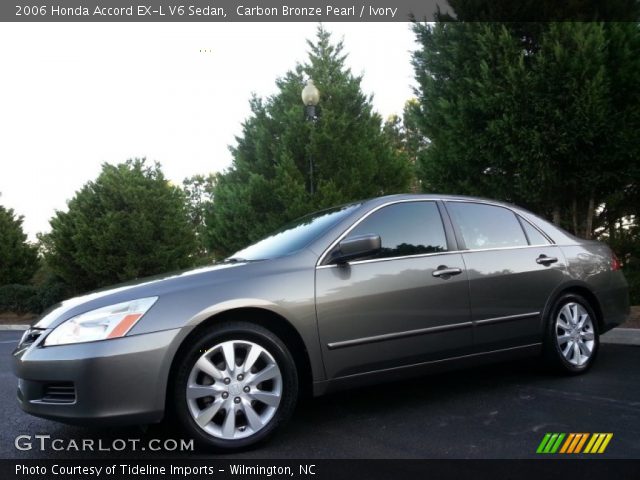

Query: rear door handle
536,255,558,266
432,266,463,278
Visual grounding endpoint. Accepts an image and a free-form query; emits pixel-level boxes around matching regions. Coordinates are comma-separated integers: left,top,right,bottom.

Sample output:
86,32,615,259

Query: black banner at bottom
2,459,639,480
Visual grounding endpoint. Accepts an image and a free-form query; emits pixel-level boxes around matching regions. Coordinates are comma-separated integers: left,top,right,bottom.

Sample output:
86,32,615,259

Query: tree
207,27,412,257
0,203,39,285
182,174,216,259
42,159,197,293
411,19,640,238
384,99,429,192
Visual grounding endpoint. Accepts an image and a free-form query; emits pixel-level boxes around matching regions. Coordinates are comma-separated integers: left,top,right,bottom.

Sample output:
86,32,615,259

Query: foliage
207,26,412,257
410,20,640,239
42,159,198,293
383,100,427,192
34,279,68,312
607,223,640,304
0,204,39,286
30,263,71,312
624,268,640,305
182,174,216,261
0,285,40,315
411,3,640,304
441,0,639,22
0,281,68,315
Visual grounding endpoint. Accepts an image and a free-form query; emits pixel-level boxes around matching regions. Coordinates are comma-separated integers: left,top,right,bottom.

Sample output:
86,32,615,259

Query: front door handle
432,266,463,278
536,254,558,266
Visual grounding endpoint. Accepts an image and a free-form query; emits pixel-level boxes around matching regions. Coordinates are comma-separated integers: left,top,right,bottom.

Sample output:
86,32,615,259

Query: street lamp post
301,79,320,195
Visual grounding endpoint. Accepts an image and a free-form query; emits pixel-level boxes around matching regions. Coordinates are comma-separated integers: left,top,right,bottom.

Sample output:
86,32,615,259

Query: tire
543,293,599,375
173,321,298,451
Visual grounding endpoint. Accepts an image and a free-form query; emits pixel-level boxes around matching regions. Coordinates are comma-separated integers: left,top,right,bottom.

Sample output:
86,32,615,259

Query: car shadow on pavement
6,345,640,459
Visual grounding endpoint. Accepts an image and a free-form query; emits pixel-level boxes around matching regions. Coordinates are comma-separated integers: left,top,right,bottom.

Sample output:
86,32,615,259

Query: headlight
44,297,158,346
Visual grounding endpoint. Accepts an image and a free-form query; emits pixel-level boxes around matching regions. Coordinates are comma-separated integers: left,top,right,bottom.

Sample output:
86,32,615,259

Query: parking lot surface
1,330,639,459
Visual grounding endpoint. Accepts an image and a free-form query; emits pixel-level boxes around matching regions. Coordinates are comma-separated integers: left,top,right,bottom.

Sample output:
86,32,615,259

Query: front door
315,201,473,379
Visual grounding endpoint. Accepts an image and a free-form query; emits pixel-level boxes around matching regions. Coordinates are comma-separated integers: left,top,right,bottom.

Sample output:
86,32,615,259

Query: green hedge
0,282,67,315
0,285,41,314
624,265,640,306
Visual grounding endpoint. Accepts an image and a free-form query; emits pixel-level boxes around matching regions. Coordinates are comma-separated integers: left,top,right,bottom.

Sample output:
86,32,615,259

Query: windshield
229,203,362,261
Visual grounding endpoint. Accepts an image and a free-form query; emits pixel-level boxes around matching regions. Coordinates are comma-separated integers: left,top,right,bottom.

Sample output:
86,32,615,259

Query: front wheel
543,293,599,374
173,321,298,450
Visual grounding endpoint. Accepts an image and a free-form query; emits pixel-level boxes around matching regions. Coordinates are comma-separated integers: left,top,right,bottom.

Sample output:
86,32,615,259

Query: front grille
41,383,76,404
18,328,43,349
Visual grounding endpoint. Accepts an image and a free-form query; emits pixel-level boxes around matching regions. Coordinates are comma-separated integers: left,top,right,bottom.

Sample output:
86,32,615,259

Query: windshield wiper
221,257,246,264
220,257,262,264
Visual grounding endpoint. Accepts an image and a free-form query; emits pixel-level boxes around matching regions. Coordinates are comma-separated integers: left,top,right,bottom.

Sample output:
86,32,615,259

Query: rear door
315,200,472,379
444,201,567,351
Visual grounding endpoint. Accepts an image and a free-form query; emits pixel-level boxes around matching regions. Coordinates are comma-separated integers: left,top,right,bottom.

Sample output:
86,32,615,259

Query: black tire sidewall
545,293,599,374
173,321,298,451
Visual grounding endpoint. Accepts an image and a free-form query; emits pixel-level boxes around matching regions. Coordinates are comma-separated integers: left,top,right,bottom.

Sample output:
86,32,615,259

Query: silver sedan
13,194,630,450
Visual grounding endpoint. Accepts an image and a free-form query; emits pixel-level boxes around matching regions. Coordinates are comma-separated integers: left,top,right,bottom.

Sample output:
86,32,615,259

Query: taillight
611,252,622,271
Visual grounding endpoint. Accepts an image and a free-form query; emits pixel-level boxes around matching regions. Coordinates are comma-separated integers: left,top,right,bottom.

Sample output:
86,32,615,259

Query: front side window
447,202,528,250
343,201,448,260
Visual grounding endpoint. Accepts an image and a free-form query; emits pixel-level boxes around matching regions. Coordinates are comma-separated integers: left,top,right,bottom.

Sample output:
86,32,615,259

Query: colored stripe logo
537,433,613,454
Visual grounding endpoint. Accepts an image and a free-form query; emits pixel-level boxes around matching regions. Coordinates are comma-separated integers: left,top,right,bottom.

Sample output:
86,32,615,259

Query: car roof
363,193,519,209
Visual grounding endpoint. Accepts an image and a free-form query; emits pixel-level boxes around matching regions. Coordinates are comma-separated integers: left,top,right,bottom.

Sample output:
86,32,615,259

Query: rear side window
519,217,551,245
447,202,527,250
345,201,447,259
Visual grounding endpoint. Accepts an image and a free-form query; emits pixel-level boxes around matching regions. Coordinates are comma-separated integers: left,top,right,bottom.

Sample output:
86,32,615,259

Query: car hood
33,261,257,329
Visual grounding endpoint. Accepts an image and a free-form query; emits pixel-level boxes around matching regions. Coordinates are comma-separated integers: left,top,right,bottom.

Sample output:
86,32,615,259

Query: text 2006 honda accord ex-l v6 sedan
13,194,629,450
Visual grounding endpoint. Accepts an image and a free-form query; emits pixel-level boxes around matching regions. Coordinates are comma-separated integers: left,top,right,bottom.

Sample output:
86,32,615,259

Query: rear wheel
544,293,599,374
173,322,298,450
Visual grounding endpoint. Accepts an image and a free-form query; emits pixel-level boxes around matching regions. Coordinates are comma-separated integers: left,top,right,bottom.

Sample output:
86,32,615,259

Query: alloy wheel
555,302,595,367
186,340,283,440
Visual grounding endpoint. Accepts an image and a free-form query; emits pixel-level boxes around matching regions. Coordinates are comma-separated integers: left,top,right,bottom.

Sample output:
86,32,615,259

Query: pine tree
42,159,197,292
0,203,39,285
411,18,640,238
207,27,412,257
183,174,216,260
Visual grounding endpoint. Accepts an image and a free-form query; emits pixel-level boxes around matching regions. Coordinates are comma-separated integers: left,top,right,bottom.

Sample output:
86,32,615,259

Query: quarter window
519,217,550,245
343,202,448,260
447,202,528,249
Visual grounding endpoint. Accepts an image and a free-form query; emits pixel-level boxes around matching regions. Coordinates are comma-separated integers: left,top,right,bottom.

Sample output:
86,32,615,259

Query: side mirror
332,234,381,264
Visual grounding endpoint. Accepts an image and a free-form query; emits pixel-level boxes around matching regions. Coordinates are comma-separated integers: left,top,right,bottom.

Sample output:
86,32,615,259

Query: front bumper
12,328,181,426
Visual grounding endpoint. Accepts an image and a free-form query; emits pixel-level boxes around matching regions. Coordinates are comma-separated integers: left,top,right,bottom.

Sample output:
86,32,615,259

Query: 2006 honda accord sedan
14,194,630,450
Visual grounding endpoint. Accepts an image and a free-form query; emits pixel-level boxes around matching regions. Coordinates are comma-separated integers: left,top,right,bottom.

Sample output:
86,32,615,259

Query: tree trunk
552,205,561,226
607,208,616,242
572,198,579,236
585,195,595,239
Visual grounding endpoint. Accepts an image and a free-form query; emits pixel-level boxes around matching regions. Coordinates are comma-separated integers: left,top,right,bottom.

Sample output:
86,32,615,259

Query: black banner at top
4,0,447,21
2,0,640,22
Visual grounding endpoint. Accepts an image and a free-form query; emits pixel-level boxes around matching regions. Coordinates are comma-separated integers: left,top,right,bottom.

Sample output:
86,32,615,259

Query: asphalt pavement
1,330,639,459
